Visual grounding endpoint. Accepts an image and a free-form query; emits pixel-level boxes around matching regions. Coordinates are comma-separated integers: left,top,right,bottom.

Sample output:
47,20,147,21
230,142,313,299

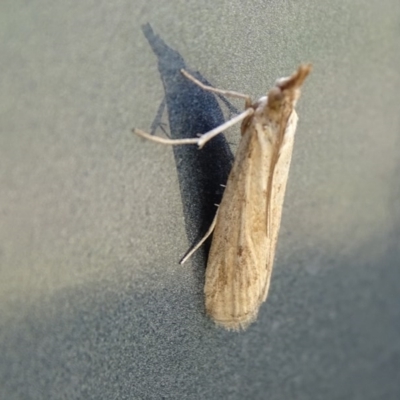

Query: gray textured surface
1,1,400,399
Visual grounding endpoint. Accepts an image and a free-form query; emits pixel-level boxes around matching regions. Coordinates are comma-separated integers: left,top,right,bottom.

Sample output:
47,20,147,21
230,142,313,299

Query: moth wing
204,125,274,330
204,110,298,330
262,110,297,301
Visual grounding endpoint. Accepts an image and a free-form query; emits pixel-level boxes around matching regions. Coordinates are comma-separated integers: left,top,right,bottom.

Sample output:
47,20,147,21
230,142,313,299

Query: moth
134,64,312,330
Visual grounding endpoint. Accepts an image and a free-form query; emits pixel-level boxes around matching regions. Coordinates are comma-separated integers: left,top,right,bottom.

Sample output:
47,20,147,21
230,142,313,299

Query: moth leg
216,93,240,118
179,209,219,264
157,122,170,137
181,69,252,108
133,108,254,148
150,97,167,135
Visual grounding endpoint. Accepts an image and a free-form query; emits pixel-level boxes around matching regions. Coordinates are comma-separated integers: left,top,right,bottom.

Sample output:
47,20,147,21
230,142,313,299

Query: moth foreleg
150,97,167,135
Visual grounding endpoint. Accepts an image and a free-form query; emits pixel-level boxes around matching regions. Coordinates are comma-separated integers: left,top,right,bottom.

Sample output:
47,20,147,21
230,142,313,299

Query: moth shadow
142,23,235,268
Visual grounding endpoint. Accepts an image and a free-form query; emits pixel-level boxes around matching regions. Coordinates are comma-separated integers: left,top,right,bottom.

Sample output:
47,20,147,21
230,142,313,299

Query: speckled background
1,1,400,399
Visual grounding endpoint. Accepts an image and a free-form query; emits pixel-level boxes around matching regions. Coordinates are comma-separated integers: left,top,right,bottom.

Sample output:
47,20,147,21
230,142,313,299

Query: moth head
266,87,284,110
268,63,312,109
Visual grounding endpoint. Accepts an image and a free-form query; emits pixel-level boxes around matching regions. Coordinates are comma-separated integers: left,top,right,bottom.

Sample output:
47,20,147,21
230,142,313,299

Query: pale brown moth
134,64,312,330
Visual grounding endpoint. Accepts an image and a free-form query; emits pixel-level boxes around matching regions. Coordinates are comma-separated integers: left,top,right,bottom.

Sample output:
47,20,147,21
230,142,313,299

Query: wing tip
207,310,258,332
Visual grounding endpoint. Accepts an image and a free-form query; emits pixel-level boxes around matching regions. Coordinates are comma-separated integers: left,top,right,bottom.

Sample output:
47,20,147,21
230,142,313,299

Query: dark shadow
141,23,235,260
2,239,400,399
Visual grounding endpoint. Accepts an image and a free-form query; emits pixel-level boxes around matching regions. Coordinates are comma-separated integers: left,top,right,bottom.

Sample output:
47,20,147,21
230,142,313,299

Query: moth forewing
204,108,277,330
204,67,309,331
263,110,298,302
